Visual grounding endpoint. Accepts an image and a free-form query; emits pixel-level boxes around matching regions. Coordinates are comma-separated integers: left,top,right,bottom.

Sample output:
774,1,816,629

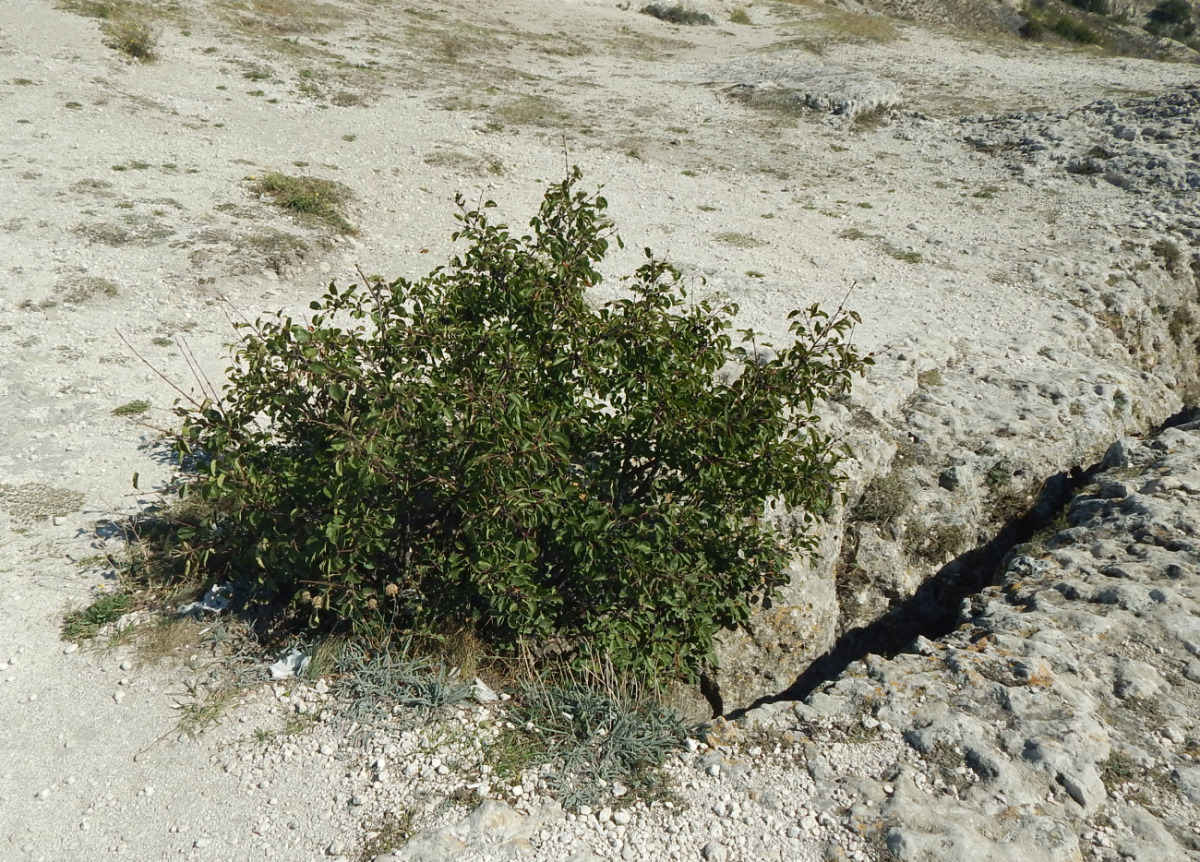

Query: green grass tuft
251,172,356,234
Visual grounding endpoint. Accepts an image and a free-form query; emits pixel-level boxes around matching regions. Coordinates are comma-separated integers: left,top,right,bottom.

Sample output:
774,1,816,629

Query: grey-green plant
159,170,871,685
498,667,688,809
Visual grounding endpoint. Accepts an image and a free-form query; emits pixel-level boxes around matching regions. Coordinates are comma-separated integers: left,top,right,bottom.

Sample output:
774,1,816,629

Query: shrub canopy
172,170,871,683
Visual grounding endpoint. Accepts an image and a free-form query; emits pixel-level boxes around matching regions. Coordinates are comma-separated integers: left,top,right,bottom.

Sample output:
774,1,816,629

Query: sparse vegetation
905,519,971,564
851,103,895,131
715,231,766,248
58,275,119,303
917,368,944,387
0,482,85,522
886,246,923,264
1020,1,1105,46
730,7,752,25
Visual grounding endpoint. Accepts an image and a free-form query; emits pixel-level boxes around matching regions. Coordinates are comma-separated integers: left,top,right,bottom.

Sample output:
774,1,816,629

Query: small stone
120,660,132,671
612,810,632,826
62,644,78,655
35,788,50,800
113,691,125,704
326,841,345,856
701,841,729,862
193,838,209,849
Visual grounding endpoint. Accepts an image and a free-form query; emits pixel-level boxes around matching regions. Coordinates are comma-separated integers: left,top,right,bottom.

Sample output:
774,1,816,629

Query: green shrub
1146,0,1196,38
166,170,870,684
1151,0,1194,26
1066,0,1110,13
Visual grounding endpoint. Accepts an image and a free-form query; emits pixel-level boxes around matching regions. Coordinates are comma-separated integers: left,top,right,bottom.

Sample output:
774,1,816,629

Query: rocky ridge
726,420,1200,862
709,84,1200,713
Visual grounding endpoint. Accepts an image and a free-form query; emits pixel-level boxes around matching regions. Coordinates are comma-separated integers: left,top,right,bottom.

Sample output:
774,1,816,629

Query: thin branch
116,330,203,409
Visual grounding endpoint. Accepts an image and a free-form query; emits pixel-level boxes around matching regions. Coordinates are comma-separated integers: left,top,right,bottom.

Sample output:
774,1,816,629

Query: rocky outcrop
710,86,1200,714
733,421,1200,861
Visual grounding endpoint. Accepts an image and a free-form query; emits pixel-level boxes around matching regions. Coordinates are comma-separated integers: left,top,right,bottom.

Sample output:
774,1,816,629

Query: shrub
1151,238,1183,273
640,4,715,26
166,170,871,684
1146,0,1196,38
1066,0,1110,13
1151,0,1194,26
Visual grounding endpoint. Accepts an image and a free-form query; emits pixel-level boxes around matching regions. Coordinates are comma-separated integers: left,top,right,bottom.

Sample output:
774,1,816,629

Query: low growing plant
641,4,715,26
163,170,870,685
251,172,355,234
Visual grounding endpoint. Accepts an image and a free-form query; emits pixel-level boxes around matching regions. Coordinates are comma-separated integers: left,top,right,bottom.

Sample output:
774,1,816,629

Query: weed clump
158,170,871,686
62,592,133,641
854,472,911,530
641,4,715,26
112,399,151,417
251,172,355,234
103,15,157,60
